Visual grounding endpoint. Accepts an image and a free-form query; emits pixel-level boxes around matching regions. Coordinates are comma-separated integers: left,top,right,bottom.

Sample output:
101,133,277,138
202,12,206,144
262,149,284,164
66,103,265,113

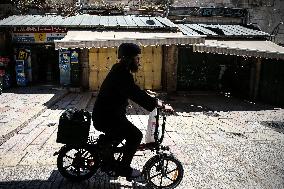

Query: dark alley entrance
177,47,251,97
31,45,59,85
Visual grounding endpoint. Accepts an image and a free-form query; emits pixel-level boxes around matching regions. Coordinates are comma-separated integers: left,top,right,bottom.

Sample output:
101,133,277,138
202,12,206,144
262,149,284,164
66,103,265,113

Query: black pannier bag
56,108,91,144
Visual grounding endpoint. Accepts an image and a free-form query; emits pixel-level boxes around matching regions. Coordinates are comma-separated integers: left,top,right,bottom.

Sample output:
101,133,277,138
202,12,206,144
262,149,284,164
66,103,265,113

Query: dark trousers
93,116,143,168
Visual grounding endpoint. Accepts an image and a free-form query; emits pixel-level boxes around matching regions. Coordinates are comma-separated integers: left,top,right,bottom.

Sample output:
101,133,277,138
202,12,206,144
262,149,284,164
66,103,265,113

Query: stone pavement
0,86,68,146
0,89,283,189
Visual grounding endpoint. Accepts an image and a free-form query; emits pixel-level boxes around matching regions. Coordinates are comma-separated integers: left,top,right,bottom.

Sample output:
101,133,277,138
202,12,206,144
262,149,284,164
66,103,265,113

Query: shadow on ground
2,85,63,94
3,86,282,113
260,121,284,134
163,92,280,112
0,170,147,189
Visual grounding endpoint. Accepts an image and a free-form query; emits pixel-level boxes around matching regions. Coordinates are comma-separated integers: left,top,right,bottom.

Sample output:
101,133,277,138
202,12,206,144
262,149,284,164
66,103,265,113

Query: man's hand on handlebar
164,104,174,113
157,99,174,113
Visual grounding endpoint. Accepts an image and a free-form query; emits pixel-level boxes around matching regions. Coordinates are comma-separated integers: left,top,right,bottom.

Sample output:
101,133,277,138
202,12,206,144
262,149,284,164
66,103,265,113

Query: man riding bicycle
92,43,173,179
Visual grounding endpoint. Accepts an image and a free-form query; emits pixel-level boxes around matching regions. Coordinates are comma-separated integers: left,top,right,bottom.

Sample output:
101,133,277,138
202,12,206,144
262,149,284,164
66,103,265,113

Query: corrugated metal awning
54,31,204,49
0,15,178,30
193,40,284,60
177,24,270,37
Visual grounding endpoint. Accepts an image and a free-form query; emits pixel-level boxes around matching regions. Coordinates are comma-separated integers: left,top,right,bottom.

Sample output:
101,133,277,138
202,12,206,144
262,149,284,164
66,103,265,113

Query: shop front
11,26,67,86
175,23,284,105
190,40,284,105
55,30,204,91
0,14,205,90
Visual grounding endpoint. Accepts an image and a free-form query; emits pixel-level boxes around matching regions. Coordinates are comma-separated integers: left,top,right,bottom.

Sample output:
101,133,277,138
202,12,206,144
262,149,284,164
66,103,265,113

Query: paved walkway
0,89,283,189
0,86,68,146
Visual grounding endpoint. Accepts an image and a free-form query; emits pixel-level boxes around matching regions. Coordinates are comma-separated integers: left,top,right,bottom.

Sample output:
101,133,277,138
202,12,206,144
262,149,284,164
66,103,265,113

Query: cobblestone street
0,87,283,189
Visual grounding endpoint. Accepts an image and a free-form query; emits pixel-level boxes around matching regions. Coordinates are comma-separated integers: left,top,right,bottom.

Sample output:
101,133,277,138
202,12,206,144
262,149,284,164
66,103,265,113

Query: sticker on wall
70,50,79,64
34,33,46,42
17,48,29,60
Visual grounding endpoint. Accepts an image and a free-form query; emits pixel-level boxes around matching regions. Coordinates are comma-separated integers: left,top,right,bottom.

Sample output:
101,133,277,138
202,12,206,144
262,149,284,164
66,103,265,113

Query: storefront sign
34,33,46,42
12,26,67,43
13,27,67,33
46,33,66,42
12,33,35,42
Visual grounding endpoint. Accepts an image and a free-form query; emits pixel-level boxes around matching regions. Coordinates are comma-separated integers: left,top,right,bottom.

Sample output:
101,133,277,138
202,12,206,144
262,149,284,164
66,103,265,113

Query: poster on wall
70,50,79,64
15,60,27,86
70,50,80,86
15,48,32,86
59,49,71,86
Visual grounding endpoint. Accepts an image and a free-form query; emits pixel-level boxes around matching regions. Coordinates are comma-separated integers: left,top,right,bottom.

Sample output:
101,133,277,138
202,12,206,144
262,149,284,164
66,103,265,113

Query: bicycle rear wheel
143,154,184,189
57,145,99,181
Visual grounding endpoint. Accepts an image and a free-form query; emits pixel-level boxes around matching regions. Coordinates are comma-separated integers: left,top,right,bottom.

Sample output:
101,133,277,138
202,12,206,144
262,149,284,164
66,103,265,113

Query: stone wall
172,0,284,45
245,0,284,45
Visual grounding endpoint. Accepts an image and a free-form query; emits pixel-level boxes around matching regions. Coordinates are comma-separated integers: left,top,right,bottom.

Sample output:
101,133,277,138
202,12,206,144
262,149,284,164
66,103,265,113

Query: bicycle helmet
118,43,141,59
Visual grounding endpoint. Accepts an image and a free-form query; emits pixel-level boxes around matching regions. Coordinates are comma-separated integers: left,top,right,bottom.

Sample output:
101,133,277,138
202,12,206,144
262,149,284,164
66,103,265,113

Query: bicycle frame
55,107,184,188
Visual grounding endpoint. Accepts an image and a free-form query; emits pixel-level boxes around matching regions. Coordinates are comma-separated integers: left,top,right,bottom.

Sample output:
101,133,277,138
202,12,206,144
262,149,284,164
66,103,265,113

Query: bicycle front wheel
143,153,184,189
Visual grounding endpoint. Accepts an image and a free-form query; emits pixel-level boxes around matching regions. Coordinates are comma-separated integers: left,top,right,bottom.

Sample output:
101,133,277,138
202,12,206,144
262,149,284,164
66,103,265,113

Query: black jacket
92,63,156,122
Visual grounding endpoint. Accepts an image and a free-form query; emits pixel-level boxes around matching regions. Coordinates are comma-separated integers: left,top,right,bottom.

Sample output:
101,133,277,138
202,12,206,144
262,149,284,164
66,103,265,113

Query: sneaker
130,168,141,178
125,168,142,181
